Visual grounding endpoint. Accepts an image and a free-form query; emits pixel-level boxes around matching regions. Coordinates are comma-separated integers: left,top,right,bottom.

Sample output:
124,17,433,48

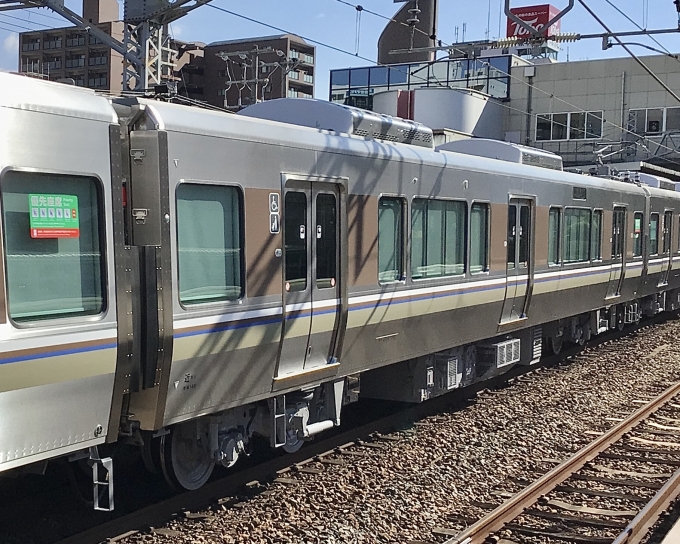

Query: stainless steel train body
1,72,680,496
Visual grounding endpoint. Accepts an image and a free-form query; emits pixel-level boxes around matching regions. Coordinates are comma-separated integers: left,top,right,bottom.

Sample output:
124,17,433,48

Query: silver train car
2,72,680,502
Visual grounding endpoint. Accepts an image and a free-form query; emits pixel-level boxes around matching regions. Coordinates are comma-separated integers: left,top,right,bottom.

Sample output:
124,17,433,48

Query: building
177,34,315,110
18,0,123,93
330,51,680,178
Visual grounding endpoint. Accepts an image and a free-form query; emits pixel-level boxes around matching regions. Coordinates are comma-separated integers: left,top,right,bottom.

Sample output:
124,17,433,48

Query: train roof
127,97,680,198
0,72,117,123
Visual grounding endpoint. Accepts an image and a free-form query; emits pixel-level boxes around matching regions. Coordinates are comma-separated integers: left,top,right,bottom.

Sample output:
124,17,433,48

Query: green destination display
29,194,79,239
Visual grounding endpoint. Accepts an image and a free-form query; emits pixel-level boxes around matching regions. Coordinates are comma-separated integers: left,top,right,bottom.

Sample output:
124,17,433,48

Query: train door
660,210,673,286
501,198,533,323
277,179,344,378
606,206,626,298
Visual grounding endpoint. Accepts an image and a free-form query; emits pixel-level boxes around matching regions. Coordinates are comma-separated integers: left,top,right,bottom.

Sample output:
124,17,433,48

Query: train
1,71,680,508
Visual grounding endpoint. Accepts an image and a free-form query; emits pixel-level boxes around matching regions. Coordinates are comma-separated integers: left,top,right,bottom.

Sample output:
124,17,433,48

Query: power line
601,0,678,61
578,0,680,105
0,16,38,31
205,2,680,167
206,2,439,89
0,11,52,29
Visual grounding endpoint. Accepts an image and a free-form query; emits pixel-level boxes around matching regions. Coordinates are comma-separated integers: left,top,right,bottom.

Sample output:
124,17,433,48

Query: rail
444,371,680,544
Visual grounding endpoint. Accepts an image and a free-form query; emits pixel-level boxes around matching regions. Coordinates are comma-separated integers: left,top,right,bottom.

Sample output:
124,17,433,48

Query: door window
315,193,337,289
285,191,307,292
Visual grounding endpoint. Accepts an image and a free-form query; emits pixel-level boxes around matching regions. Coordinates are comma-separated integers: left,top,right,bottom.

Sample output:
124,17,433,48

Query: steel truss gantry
0,0,211,91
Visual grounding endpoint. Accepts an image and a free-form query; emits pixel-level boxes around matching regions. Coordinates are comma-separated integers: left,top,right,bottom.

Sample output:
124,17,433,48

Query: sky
1,0,680,99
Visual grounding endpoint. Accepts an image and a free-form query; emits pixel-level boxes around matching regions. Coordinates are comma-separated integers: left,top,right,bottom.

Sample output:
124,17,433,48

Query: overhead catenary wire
206,2,680,168
601,0,678,61
578,0,680,105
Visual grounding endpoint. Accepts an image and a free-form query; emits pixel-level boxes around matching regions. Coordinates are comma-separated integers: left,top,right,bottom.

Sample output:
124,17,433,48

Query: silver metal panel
0,72,116,123
0,76,120,470
0,373,114,471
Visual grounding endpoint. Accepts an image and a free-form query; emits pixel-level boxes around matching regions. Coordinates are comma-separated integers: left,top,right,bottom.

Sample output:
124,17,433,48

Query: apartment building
177,34,315,109
18,0,123,92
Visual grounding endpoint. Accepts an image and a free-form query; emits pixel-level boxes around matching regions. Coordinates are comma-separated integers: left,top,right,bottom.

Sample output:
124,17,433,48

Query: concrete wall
505,54,680,166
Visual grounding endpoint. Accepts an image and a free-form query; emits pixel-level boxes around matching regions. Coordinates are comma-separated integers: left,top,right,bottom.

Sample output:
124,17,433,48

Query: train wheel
616,308,625,331
548,333,563,355
282,428,304,453
159,423,214,491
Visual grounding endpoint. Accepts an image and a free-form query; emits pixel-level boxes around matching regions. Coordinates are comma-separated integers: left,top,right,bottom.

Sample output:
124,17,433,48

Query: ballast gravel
124,318,680,544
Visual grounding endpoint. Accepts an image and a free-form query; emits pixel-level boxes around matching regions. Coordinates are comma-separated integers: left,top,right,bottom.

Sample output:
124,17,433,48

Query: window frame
633,211,644,258
562,206,592,265
174,181,246,309
650,212,660,256
469,200,490,275
535,111,604,142
591,209,603,262
410,196,467,281
0,168,108,327
377,194,406,285
548,206,562,267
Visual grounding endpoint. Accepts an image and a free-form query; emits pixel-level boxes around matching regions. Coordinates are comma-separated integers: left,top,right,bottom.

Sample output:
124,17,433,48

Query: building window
548,207,561,265
176,183,243,304
630,107,680,134
44,37,62,50
378,197,404,283
21,38,40,52
411,199,466,279
66,34,86,47
564,208,591,263
88,74,108,87
633,212,643,257
44,57,62,71
650,213,659,255
288,70,299,80
470,203,489,273
1,171,105,322
88,53,107,66
536,111,603,141
65,55,85,68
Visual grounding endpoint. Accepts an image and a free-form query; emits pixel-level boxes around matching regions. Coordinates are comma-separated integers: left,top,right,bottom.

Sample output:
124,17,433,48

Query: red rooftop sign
506,4,562,38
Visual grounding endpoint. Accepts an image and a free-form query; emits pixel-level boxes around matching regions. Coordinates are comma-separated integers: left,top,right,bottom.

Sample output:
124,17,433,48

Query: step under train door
274,175,346,391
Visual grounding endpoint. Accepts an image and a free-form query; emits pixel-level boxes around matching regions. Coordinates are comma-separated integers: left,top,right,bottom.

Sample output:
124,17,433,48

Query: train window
378,197,404,283
650,213,659,255
176,183,243,304
612,208,625,259
1,171,105,322
663,212,673,254
506,205,516,270
411,198,466,279
283,191,307,292
591,210,603,260
470,203,489,273
518,205,530,267
633,212,643,257
548,208,561,266
316,193,337,289
564,208,591,263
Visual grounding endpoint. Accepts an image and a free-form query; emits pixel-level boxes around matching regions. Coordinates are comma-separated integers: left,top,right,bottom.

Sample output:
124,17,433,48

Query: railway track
33,313,676,544
439,359,680,544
